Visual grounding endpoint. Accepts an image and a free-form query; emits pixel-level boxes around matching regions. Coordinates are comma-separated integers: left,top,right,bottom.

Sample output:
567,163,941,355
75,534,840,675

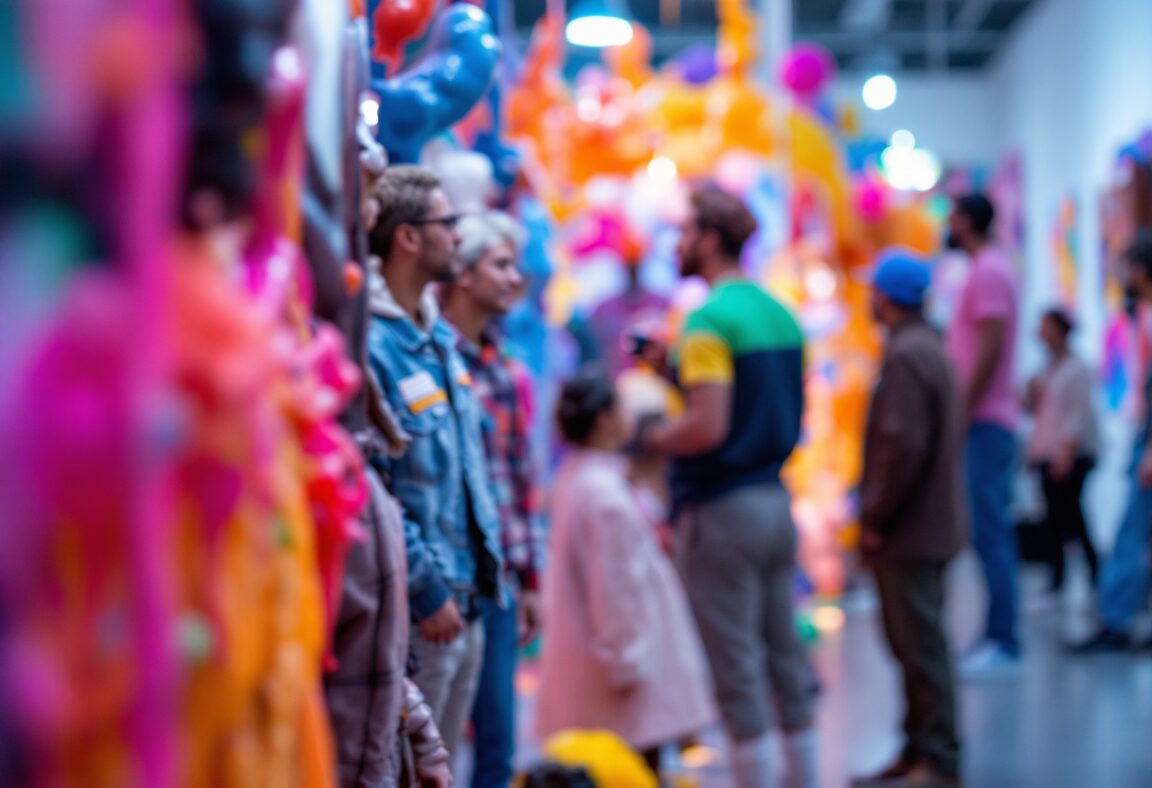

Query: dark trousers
874,561,960,778
1039,457,1099,590
469,597,518,788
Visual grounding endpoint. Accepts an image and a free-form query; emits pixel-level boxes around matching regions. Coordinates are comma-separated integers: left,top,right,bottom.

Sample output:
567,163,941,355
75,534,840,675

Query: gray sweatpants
675,482,814,742
409,619,486,765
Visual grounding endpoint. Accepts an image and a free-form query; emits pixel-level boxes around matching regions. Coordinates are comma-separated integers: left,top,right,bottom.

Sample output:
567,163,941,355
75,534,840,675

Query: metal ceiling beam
511,27,1001,57
798,27,1000,51
839,0,893,31
955,0,997,30
927,0,949,71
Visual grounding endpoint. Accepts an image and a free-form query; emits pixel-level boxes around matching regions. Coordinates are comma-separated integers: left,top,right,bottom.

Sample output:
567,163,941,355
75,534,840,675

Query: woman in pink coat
535,370,716,773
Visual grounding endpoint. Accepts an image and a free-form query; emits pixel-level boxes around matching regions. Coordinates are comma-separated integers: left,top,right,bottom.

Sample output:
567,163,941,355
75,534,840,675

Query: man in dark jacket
852,252,968,788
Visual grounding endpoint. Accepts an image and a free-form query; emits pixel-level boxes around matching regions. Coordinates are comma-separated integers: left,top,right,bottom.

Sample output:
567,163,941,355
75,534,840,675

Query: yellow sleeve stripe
679,332,734,387
409,389,448,414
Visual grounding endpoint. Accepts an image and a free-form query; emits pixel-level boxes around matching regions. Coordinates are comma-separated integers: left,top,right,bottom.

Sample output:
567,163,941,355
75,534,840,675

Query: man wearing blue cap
852,252,967,788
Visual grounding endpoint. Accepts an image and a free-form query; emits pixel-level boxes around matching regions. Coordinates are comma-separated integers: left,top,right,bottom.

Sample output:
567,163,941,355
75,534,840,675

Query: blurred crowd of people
331,157,1152,788
341,167,824,788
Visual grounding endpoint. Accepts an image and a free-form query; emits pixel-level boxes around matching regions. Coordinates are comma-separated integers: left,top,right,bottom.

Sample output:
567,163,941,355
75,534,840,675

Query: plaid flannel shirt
456,328,544,590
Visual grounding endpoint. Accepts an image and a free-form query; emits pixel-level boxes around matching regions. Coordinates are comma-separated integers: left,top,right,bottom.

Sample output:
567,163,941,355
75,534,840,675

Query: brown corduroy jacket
860,319,969,563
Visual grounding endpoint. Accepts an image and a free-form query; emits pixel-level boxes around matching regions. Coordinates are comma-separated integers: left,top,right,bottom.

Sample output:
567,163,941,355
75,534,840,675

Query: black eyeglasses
409,214,461,230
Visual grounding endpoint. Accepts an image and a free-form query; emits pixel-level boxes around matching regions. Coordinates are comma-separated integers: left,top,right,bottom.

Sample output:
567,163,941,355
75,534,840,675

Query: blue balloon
846,138,887,174
374,3,501,163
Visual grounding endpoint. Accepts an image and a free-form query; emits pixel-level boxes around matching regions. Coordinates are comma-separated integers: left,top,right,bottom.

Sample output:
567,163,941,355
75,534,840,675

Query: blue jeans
470,596,518,788
1100,452,1152,632
965,423,1020,654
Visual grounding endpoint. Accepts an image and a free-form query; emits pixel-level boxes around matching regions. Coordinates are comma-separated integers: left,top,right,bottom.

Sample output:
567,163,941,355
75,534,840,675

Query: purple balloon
677,45,718,85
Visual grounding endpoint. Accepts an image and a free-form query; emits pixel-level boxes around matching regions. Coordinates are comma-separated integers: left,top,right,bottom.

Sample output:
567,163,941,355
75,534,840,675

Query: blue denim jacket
366,279,505,621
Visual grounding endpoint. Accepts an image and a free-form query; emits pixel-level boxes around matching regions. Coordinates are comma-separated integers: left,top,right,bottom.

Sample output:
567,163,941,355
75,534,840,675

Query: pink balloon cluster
779,43,836,104
853,175,890,225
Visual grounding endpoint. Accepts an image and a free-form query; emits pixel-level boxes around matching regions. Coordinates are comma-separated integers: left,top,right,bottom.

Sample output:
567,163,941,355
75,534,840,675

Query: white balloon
423,141,495,213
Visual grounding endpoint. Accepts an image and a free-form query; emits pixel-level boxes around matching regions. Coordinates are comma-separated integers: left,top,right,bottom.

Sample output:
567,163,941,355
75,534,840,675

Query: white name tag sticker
398,371,446,413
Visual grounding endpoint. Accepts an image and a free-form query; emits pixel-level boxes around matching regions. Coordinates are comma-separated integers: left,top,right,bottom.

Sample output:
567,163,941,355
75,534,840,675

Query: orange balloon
604,24,653,89
716,0,760,77
658,131,718,179
648,79,709,133
707,77,774,155
880,204,941,256
343,262,364,296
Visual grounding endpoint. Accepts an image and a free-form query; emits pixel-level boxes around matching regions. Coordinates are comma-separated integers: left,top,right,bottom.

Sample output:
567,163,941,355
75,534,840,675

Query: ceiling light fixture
890,129,916,149
566,0,634,48
862,73,897,111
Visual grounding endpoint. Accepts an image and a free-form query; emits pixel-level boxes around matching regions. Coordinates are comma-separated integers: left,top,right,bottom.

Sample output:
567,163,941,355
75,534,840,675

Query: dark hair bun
556,367,616,445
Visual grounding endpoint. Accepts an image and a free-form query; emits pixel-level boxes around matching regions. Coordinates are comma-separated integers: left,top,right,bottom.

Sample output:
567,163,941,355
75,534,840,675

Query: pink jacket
535,450,716,750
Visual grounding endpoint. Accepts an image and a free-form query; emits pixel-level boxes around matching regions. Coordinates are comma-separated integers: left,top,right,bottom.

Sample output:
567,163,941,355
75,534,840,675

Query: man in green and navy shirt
643,185,817,788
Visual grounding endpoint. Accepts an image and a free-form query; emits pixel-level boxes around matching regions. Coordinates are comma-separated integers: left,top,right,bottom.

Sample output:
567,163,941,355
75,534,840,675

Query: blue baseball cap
872,250,932,308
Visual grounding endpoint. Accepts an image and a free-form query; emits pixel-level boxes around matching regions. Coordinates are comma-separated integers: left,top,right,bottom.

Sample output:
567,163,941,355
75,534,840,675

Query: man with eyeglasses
364,165,505,770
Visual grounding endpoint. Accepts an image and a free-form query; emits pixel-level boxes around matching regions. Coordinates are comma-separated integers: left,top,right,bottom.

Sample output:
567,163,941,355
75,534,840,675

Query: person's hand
419,599,465,645
637,338,669,378
518,591,543,647
627,412,665,457
1139,449,1152,489
420,762,453,788
1023,377,1041,412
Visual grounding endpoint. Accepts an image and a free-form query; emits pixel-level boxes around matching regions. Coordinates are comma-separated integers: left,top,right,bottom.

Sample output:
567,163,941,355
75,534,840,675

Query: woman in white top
1024,308,1100,591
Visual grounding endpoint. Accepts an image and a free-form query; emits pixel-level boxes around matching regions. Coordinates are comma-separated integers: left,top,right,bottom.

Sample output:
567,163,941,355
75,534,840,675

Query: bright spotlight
890,129,916,149
647,156,678,183
862,74,897,111
805,267,838,301
360,97,380,128
565,16,634,48
881,146,942,192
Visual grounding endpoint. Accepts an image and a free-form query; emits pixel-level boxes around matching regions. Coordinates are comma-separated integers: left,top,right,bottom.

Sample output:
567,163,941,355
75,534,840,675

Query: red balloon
372,0,437,72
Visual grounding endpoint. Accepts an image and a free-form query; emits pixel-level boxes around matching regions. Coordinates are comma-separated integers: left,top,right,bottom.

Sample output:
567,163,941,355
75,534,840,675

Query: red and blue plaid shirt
456,328,544,590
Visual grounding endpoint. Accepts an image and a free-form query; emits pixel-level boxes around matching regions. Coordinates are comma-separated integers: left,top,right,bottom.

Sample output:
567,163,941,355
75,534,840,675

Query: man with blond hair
441,211,545,788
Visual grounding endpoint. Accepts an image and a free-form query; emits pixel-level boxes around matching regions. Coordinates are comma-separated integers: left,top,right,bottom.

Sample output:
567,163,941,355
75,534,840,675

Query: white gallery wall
992,0,1152,363
828,74,1001,167
991,0,1152,543
829,0,1152,543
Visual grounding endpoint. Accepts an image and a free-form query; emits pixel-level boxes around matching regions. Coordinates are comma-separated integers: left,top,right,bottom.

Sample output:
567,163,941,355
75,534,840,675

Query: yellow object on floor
542,730,658,788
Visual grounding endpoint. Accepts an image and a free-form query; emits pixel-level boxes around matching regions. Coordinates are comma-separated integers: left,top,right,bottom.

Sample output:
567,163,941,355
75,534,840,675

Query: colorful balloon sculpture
374,2,501,162
370,0,437,72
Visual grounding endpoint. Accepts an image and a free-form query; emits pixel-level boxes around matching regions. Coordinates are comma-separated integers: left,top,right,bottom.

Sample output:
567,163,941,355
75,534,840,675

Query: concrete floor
814,553,1152,788
464,551,1152,787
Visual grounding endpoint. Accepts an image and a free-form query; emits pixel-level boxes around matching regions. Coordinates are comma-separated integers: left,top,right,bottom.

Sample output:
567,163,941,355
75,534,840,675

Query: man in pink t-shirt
945,194,1022,678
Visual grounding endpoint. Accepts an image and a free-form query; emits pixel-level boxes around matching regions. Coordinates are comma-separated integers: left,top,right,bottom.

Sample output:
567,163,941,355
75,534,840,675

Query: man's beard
429,252,459,284
679,247,700,278
945,231,962,250
1125,284,1142,317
